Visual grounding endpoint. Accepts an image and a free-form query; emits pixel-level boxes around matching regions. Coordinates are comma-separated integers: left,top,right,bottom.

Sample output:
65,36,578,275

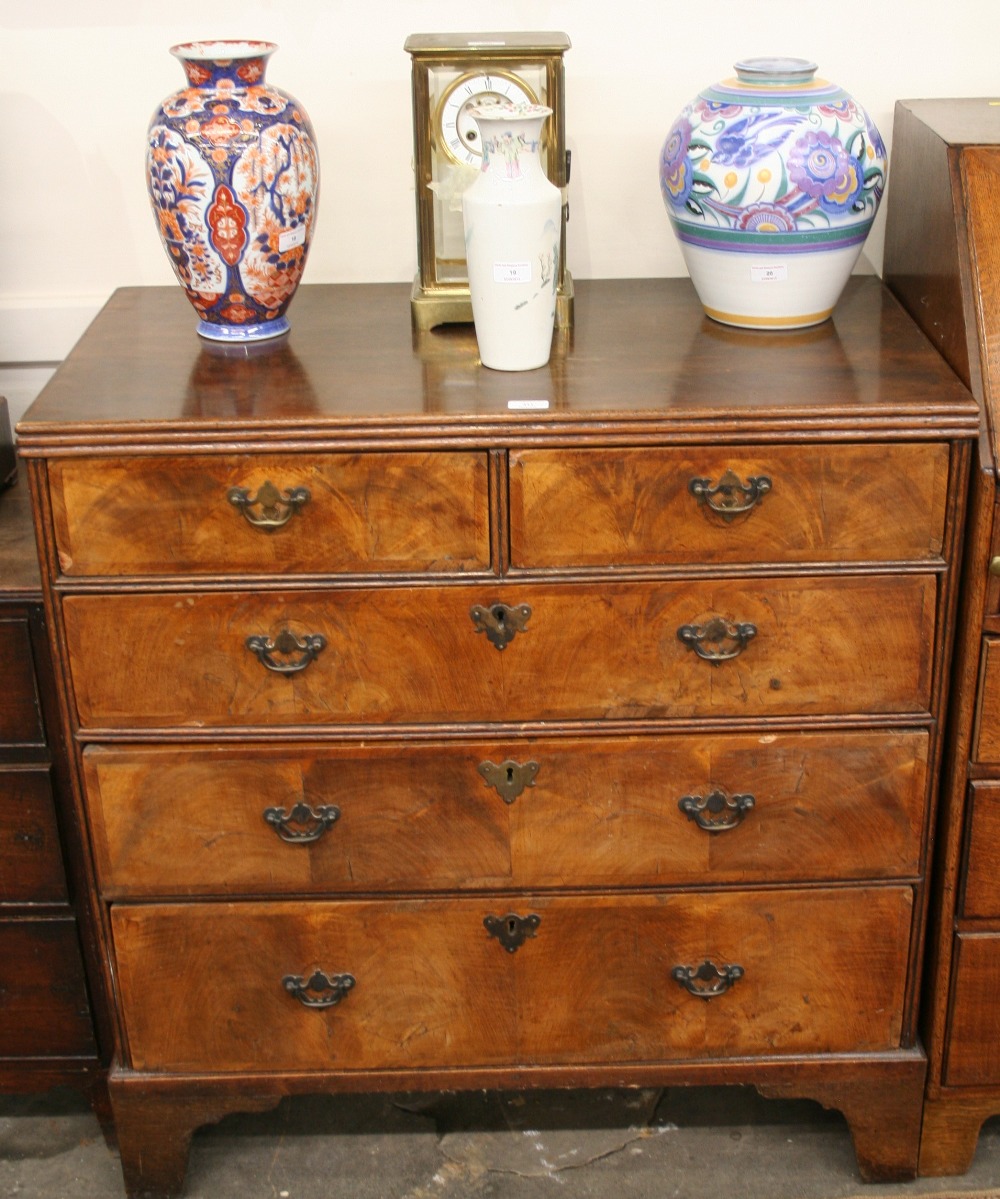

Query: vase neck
171,40,275,89
478,115,548,181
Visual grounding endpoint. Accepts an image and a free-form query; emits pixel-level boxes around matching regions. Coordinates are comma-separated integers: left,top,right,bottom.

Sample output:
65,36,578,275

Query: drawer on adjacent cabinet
62,574,936,729
112,886,913,1073
944,933,1000,1085
84,732,929,897
46,452,491,577
0,917,96,1056
509,443,950,568
960,781,1000,917
0,766,68,903
0,617,43,745
974,638,1000,763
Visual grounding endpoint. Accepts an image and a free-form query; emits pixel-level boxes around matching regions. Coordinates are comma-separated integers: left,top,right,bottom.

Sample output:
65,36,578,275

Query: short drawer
509,442,950,568
945,933,1000,1085
0,618,43,744
84,731,929,897
112,886,913,1073
0,917,96,1057
62,574,936,729
973,638,1000,763
46,452,491,576
0,766,68,903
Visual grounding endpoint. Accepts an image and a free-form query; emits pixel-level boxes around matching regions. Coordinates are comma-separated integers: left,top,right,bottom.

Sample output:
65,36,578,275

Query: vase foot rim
702,304,834,330
196,316,290,343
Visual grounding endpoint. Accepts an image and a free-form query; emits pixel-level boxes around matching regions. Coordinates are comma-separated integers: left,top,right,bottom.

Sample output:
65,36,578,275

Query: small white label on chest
750,264,787,283
508,399,549,410
278,225,307,252
494,261,531,284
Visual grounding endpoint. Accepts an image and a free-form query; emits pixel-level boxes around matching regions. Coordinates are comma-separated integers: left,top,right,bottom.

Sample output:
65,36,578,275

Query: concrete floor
4,1086,1000,1199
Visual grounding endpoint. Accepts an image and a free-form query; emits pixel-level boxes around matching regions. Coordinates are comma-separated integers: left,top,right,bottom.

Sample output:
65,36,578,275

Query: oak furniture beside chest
0,468,103,1103
885,97,1000,1175
17,278,978,1197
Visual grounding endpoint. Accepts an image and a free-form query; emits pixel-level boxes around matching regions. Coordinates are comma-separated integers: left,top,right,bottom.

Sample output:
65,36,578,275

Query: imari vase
659,58,886,330
462,103,561,371
146,40,319,342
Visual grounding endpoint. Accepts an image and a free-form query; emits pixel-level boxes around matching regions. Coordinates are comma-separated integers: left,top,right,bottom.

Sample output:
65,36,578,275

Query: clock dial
436,70,538,165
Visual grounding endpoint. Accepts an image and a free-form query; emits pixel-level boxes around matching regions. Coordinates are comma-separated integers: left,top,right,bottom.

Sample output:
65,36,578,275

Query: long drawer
944,933,1000,1086
62,574,937,728
46,452,492,577
0,765,68,903
111,886,914,1073
0,617,43,745
84,731,929,897
0,917,96,1057
509,442,950,567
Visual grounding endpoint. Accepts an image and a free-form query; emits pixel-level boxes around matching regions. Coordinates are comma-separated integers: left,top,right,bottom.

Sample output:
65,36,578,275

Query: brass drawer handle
484,912,541,953
282,969,355,1009
688,471,771,521
679,788,755,832
246,629,326,674
228,481,310,529
677,617,756,663
264,802,341,844
672,959,744,999
478,759,539,804
470,602,532,650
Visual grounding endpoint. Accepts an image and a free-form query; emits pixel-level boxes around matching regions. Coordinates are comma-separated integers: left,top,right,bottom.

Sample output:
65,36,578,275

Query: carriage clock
404,32,573,331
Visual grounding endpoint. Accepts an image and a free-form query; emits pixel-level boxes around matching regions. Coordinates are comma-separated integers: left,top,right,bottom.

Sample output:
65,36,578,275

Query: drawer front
509,443,950,568
63,574,936,728
945,933,1000,1085
0,917,96,1056
47,452,491,576
0,766,68,903
112,886,913,1072
961,781,1000,917
85,731,929,897
0,618,43,744
974,638,1000,763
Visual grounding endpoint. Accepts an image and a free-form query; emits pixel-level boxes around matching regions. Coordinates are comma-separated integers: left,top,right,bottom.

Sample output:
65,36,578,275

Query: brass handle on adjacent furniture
263,802,341,844
282,969,355,1009
246,629,326,674
484,912,541,953
478,759,540,804
228,481,310,530
688,471,771,521
470,602,532,650
679,788,755,832
672,960,744,999
677,617,757,662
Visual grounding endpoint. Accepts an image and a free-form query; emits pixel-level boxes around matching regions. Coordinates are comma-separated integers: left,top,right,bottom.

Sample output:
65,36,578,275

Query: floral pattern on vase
146,40,319,342
659,58,886,329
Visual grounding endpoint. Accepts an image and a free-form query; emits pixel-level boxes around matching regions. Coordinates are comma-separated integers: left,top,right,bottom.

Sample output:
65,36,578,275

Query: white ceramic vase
659,57,887,330
462,104,561,371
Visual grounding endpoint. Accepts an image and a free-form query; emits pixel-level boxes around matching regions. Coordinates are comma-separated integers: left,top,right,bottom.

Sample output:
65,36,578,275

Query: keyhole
506,765,515,783
466,129,478,144
506,917,518,936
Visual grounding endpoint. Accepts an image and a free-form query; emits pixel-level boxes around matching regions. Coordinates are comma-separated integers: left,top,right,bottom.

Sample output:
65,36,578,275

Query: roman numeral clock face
436,71,536,165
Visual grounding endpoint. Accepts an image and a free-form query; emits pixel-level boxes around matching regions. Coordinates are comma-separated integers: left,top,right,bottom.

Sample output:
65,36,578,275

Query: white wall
4,0,1000,419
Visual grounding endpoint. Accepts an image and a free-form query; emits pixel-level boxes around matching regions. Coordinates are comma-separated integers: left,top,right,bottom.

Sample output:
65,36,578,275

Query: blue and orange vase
146,40,319,342
660,58,886,329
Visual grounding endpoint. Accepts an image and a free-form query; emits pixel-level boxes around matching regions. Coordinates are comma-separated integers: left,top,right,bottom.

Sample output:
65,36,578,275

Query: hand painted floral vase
462,103,561,371
659,58,886,329
146,40,319,342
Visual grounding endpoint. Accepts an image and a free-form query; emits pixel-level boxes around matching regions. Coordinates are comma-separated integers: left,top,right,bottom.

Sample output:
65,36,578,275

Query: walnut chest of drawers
0,475,101,1100
885,98,1000,1175
17,278,978,1197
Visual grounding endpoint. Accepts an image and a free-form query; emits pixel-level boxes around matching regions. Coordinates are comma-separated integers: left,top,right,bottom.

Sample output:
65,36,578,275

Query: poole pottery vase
462,103,561,371
660,58,886,329
146,40,319,342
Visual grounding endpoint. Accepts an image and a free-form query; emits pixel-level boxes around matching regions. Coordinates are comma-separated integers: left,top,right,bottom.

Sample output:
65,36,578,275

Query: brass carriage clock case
405,32,573,331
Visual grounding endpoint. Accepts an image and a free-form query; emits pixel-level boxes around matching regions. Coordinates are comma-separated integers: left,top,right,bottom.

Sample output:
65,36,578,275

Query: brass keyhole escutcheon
478,759,540,804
